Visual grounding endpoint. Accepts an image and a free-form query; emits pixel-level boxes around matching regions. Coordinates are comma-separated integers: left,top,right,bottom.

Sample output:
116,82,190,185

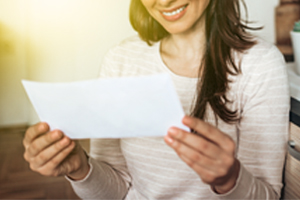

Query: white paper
22,74,189,139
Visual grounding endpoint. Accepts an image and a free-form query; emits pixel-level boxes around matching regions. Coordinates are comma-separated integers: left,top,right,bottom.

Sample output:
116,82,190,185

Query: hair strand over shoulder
129,0,259,124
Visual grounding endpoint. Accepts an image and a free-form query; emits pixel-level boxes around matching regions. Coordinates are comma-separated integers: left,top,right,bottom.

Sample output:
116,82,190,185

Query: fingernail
168,128,177,136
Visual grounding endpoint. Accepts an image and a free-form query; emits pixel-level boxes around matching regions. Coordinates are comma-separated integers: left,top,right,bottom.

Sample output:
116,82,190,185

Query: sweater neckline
154,41,199,82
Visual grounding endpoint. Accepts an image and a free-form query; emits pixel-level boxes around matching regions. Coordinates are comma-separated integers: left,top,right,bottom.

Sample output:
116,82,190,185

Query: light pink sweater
68,35,290,199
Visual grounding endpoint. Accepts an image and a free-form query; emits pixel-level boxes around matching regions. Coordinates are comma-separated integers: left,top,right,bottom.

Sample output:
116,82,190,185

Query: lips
160,4,188,21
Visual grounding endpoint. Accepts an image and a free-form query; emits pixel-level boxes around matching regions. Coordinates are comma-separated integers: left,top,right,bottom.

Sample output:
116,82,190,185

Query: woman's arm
68,139,131,199
228,45,289,199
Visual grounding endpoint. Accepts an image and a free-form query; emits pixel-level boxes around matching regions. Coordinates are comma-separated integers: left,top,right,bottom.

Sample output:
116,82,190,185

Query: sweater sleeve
215,45,290,199
67,48,132,199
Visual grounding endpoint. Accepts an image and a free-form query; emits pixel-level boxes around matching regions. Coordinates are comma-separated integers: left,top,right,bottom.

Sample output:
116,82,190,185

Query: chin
163,24,191,35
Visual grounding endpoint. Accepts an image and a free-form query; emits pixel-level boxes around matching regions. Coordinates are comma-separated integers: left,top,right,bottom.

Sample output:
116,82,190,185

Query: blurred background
0,0,136,126
0,0,292,199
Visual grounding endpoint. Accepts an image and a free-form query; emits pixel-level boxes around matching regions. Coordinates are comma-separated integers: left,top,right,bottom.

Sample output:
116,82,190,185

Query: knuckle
180,154,193,167
201,141,209,151
173,140,181,150
202,174,214,184
224,156,234,167
55,139,65,151
45,131,54,143
73,161,81,171
68,143,76,154
52,170,60,177
190,153,200,162
56,165,66,176
54,138,65,151
201,179,209,184
39,168,54,177
30,142,38,151
185,159,194,168
205,125,214,134
179,130,187,141
190,118,197,128
217,168,228,177
208,174,217,183
50,158,61,167
37,153,47,162
38,169,49,176
27,123,49,143
70,141,76,149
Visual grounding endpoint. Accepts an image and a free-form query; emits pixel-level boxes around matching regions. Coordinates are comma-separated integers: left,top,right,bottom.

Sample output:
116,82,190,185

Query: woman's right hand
23,122,90,180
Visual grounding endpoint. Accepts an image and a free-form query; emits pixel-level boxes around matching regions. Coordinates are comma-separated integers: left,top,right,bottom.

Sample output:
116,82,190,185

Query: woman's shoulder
246,38,280,57
239,37,286,74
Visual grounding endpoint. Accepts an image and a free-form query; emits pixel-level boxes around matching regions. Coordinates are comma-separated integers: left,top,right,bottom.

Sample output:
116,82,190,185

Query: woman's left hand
164,115,240,194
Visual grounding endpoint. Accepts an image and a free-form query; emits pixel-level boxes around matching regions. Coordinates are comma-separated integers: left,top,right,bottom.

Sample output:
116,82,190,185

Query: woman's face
140,0,210,35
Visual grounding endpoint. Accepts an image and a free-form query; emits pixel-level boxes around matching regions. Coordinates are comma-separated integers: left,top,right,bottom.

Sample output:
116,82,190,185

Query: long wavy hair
130,0,258,124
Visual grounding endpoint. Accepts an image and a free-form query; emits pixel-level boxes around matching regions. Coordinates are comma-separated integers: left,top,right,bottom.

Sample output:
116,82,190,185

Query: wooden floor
0,126,89,199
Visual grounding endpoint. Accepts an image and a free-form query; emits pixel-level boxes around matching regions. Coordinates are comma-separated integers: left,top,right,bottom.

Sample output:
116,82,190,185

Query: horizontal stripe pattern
70,35,289,200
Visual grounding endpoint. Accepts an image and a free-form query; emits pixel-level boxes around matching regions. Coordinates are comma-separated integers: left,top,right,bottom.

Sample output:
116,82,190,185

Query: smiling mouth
162,4,188,17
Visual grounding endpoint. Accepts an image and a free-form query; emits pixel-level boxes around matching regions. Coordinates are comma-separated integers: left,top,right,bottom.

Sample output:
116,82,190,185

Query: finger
164,135,219,171
167,127,222,159
31,136,72,169
170,140,235,185
37,141,76,177
182,116,233,151
180,154,217,185
23,122,49,148
49,140,76,169
27,130,63,157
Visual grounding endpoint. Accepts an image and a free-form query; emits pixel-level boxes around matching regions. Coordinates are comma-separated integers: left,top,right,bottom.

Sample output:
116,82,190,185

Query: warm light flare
0,0,134,125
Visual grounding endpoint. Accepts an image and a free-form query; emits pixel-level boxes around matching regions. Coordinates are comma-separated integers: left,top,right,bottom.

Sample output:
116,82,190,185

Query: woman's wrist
213,159,240,194
67,150,90,181
67,162,90,181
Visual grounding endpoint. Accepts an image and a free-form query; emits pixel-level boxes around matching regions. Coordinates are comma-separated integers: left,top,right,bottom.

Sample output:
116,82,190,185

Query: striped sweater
68,35,290,199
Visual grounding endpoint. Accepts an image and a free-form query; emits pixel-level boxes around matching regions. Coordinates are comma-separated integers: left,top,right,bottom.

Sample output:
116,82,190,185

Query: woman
23,0,289,199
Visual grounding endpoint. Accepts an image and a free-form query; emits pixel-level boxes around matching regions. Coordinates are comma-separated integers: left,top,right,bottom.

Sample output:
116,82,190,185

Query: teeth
162,5,187,16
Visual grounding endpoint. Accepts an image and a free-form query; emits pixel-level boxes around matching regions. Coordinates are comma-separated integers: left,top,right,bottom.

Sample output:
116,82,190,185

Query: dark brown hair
130,0,258,124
